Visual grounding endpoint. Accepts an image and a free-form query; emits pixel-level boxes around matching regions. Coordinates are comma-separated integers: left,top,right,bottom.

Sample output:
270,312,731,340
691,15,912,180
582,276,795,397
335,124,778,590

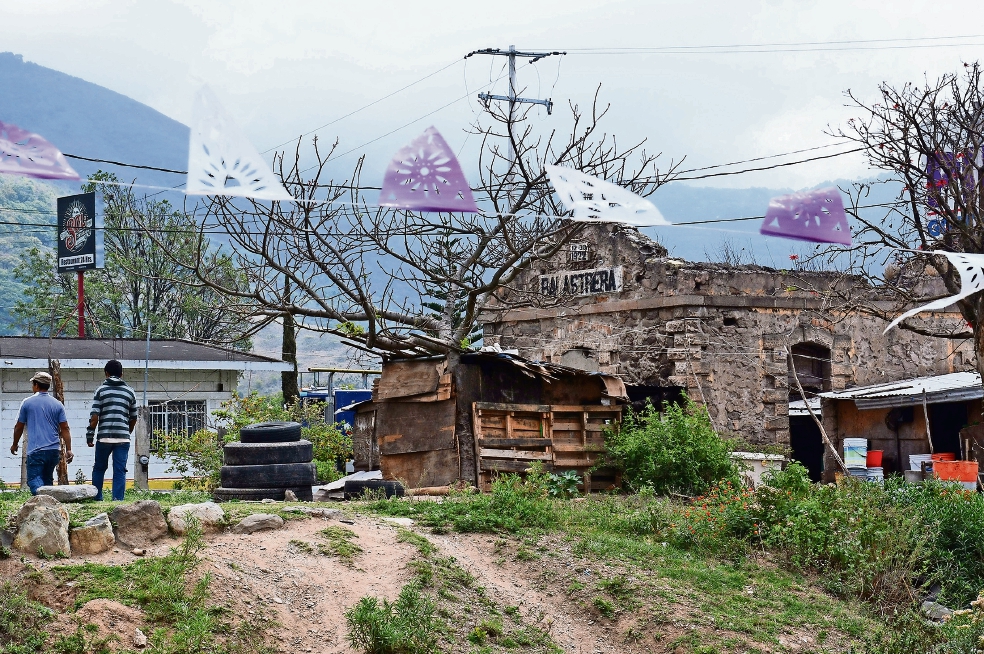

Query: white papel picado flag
545,165,670,226
884,250,984,333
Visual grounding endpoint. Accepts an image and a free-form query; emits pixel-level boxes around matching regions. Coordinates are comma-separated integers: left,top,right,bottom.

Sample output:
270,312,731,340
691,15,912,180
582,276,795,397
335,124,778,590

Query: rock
167,502,225,535
312,488,333,502
69,513,115,554
922,600,953,621
1,528,13,551
282,507,342,519
111,501,168,548
133,627,147,648
232,514,284,534
13,495,70,557
261,498,277,504
37,484,98,503
132,548,146,556
284,490,298,502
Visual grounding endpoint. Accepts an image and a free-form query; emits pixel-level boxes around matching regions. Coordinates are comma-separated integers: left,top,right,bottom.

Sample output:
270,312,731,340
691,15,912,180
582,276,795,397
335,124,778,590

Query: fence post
134,407,150,490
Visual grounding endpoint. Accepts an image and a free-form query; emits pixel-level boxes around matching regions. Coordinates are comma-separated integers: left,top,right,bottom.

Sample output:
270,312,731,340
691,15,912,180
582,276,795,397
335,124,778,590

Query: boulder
167,502,225,535
922,600,953,622
1,527,14,551
69,513,115,554
38,484,99,503
13,495,70,557
231,513,284,534
110,501,168,548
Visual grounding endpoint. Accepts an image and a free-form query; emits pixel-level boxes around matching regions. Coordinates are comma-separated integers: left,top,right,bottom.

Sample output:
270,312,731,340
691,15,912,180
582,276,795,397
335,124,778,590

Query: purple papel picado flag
379,126,478,213
759,187,851,246
0,121,79,181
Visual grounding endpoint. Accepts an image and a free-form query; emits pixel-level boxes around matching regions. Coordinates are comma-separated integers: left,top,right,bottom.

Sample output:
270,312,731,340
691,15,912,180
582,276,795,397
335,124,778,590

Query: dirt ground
2,512,625,654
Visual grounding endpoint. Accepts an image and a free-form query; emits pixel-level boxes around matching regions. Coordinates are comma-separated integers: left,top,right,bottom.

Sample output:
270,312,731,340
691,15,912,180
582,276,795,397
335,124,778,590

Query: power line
671,147,865,182
559,34,984,51
673,143,852,175
556,35,984,55
260,58,463,154
63,153,186,175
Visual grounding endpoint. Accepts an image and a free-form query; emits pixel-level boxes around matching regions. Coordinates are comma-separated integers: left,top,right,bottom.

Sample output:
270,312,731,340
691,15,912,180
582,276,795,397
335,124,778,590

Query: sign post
56,192,97,338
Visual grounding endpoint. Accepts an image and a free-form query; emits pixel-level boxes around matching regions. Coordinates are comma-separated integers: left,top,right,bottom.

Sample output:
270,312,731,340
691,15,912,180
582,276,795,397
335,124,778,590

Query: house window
568,242,589,263
149,400,207,451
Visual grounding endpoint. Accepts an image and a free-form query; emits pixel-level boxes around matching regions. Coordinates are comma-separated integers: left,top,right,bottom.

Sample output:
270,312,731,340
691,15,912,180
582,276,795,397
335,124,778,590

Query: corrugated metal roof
789,397,821,416
819,371,982,410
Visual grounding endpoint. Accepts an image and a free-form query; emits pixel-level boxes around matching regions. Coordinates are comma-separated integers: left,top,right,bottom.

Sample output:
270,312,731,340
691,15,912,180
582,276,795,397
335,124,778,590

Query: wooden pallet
472,402,621,492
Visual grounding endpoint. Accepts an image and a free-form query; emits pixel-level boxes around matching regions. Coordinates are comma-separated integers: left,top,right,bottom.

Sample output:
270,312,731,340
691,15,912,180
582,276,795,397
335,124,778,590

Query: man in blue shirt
10,371,74,495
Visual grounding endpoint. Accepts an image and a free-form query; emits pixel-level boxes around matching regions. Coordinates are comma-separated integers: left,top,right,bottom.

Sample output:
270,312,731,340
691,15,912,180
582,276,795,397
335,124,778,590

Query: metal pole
77,271,85,338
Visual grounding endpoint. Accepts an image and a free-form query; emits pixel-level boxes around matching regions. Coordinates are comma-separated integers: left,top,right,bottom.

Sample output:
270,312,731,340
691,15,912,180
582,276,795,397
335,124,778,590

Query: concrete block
761,389,786,404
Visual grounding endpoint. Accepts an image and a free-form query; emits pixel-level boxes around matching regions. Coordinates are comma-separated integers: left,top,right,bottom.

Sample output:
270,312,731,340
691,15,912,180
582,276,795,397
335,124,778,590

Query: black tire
239,421,302,444
221,462,317,488
343,479,405,500
213,486,314,502
224,440,313,466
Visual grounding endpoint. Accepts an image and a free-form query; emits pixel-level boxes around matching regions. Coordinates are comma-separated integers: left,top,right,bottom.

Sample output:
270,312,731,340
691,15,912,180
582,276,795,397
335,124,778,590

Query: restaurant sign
539,266,623,297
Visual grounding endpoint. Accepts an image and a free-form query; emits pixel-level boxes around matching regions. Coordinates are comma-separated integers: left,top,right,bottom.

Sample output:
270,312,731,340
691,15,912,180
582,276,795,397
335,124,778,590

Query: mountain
0,52,188,190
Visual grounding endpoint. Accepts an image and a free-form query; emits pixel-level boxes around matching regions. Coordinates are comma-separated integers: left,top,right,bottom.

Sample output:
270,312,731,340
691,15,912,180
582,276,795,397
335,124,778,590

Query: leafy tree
9,173,253,346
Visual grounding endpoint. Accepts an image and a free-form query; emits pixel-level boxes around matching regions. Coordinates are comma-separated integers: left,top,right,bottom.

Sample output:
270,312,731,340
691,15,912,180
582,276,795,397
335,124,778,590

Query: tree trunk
281,277,300,406
49,358,69,485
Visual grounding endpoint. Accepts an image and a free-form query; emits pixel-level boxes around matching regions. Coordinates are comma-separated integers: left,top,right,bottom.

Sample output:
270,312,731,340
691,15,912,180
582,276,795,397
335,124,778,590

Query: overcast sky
4,0,984,190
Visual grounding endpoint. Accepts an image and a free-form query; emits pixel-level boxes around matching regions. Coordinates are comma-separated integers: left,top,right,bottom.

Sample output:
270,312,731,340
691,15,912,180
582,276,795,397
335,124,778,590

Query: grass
290,526,363,565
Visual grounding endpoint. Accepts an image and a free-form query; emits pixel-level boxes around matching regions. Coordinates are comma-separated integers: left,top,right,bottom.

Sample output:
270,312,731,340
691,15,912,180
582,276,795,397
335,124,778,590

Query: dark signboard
56,192,97,273
539,266,623,298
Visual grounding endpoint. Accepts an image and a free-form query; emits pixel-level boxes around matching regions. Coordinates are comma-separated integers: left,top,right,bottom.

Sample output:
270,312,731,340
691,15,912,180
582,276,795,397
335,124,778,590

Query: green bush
345,582,441,654
604,397,738,496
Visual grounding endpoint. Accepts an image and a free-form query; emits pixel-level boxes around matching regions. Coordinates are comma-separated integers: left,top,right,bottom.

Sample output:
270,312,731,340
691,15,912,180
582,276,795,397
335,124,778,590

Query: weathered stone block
70,513,115,554
167,502,225,535
38,484,98,503
761,389,786,404
764,416,789,431
14,495,70,557
664,320,686,333
231,513,283,535
111,500,168,548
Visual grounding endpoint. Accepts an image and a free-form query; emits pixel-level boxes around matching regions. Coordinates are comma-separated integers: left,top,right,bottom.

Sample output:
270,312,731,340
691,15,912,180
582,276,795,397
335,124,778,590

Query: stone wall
484,225,974,445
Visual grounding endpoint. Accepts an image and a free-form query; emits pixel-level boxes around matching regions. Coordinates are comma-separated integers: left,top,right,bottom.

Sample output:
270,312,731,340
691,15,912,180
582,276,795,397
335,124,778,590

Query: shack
819,372,983,481
351,351,627,491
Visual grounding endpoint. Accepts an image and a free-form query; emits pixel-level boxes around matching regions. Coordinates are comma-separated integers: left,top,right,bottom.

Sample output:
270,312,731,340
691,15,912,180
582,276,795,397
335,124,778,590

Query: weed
504,605,521,621
515,545,537,561
396,529,436,556
346,581,441,654
320,526,363,563
593,596,617,618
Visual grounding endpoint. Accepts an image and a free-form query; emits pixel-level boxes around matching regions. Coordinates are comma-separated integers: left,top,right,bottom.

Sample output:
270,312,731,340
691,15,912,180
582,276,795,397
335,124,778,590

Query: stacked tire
213,422,315,502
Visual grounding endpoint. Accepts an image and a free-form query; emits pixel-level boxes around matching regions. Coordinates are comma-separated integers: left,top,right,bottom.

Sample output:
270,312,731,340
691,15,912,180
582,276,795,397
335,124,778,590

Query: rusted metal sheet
375,400,456,455
380,448,460,487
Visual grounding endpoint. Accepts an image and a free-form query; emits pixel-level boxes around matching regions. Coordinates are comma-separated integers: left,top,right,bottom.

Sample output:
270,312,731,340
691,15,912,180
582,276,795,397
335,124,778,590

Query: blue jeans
26,448,60,495
92,441,130,501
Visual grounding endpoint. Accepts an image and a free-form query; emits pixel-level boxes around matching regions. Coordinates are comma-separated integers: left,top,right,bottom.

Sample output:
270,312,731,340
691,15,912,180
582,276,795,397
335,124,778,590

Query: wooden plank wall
472,402,622,492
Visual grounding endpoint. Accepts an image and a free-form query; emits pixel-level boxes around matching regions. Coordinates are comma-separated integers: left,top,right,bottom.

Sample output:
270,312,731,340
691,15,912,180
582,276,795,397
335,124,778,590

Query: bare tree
161,88,681,359
805,64,984,376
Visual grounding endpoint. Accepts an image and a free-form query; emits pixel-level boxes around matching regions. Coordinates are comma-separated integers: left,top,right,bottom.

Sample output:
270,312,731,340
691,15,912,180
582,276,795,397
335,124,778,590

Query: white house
0,337,291,486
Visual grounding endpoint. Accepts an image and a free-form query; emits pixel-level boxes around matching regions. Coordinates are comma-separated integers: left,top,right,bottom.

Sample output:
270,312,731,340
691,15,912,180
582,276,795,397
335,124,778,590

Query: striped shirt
90,377,137,442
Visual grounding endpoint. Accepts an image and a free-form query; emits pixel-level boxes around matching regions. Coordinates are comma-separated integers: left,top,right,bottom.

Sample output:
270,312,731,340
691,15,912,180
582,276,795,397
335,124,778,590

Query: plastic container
866,467,884,482
932,452,956,462
844,438,868,468
910,454,933,471
934,460,979,483
866,450,883,467
847,466,869,479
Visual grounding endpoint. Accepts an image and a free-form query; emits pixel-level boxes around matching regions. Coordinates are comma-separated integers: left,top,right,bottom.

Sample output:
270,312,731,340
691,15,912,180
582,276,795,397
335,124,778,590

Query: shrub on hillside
605,397,738,496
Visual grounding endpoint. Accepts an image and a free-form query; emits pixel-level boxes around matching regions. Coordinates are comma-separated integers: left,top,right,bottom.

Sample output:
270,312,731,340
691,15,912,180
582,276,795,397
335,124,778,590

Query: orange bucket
934,460,979,482
866,450,883,467
933,452,956,462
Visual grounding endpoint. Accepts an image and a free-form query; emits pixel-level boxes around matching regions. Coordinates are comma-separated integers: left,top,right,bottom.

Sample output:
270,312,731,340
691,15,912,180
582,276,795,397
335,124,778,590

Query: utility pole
465,46,565,201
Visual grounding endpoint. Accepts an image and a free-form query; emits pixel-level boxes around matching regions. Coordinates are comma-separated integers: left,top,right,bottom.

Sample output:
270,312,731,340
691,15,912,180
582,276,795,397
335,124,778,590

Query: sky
3,0,984,192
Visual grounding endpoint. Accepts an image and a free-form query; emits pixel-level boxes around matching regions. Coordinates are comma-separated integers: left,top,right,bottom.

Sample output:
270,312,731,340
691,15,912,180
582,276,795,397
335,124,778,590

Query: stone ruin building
481,224,975,476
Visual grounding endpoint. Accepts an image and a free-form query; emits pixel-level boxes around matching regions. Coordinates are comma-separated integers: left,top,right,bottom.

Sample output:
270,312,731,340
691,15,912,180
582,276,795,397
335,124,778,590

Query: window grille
568,242,589,263
149,400,207,451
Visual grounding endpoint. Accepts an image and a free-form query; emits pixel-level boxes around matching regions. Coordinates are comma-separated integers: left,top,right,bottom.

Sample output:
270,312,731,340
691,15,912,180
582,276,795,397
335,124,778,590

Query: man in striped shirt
87,360,137,501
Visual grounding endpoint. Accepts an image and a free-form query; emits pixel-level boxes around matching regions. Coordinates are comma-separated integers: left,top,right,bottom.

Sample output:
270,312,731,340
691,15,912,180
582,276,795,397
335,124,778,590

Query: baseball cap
30,372,53,385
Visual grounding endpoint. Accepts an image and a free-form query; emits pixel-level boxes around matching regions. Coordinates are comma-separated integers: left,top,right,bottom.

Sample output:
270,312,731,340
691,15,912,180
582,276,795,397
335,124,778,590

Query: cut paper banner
187,86,292,201
759,187,851,246
545,165,669,226
0,121,79,180
884,250,984,333
379,126,478,213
